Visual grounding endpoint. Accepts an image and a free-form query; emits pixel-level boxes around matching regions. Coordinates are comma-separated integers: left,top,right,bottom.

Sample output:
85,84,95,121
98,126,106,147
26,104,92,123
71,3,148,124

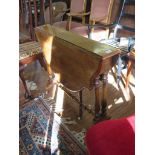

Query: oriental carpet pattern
19,97,87,155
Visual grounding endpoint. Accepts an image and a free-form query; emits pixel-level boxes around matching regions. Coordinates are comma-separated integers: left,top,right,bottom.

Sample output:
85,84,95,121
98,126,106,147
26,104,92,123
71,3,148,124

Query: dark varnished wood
35,24,121,120
19,52,47,99
19,68,32,98
19,52,47,71
79,90,83,119
100,73,108,117
19,1,53,99
94,76,100,118
19,40,47,99
19,0,52,41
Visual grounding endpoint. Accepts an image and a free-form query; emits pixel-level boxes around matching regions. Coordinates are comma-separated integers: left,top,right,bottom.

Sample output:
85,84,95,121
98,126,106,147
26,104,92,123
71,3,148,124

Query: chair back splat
70,0,87,24
52,0,87,30
19,0,53,40
89,0,114,25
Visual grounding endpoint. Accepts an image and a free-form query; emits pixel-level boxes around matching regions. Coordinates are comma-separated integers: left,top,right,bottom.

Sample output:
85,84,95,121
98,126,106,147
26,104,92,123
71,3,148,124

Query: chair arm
66,11,90,17
61,8,70,13
53,8,70,15
86,22,116,29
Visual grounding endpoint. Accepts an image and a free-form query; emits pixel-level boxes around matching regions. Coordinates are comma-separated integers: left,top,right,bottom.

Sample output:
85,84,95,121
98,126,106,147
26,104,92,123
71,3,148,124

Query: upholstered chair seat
71,26,109,42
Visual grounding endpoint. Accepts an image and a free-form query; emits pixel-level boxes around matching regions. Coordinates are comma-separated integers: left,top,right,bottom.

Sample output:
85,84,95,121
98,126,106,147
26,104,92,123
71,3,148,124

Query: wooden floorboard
19,61,135,131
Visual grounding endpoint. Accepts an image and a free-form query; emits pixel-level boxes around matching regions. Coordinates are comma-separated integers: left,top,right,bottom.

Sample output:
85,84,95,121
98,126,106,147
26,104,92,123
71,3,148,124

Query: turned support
94,76,101,120
79,90,83,120
94,73,109,121
100,73,108,117
19,68,32,99
125,58,134,89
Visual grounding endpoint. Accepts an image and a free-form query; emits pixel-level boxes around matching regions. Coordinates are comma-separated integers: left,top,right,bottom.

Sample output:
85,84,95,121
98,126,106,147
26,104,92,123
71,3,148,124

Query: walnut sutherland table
35,24,121,121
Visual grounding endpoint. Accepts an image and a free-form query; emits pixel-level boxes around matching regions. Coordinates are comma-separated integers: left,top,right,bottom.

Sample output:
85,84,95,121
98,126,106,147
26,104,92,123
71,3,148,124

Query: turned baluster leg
94,76,100,120
125,59,133,89
79,90,83,119
100,73,108,118
117,55,123,85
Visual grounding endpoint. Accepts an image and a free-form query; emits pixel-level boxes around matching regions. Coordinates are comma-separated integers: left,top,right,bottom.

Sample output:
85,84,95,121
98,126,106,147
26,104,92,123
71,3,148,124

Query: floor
19,60,135,132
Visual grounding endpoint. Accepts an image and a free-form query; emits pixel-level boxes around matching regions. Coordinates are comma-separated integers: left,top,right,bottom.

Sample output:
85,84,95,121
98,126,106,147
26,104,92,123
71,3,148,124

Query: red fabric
85,115,135,155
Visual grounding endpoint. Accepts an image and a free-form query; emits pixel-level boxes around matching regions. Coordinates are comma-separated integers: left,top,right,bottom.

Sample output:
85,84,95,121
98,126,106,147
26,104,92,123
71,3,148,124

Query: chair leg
125,59,133,89
79,90,83,120
19,70,32,99
38,55,47,71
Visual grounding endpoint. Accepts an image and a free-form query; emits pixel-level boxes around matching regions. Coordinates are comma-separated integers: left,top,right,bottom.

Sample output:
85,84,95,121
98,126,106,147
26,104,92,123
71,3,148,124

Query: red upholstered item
85,115,135,155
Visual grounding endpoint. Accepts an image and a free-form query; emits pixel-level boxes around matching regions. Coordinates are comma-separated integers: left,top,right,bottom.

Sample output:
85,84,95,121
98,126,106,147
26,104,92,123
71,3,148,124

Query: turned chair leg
125,59,134,89
19,53,47,99
38,55,47,71
19,69,32,99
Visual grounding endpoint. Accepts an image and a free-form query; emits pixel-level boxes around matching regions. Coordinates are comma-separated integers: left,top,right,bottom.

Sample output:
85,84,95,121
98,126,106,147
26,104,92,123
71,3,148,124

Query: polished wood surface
35,24,121,120
35,24,120,89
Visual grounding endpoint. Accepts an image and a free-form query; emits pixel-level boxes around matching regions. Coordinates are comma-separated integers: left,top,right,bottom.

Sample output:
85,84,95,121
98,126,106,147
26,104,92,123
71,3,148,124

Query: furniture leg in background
125,51,135,89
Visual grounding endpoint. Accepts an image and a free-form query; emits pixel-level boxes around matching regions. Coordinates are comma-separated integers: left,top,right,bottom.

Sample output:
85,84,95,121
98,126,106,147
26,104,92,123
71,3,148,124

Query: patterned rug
19,97,87,155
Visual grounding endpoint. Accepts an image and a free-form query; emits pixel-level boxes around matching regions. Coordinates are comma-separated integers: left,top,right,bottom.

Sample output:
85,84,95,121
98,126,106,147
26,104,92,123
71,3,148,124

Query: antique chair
19,0,31,43
19,0,50,98
52,0,87,30
70,0,116,41
85,114,135,155
100,0,135,85
44,1,67,24
19,0,49,41
70,0,135,86
19,42,47,98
